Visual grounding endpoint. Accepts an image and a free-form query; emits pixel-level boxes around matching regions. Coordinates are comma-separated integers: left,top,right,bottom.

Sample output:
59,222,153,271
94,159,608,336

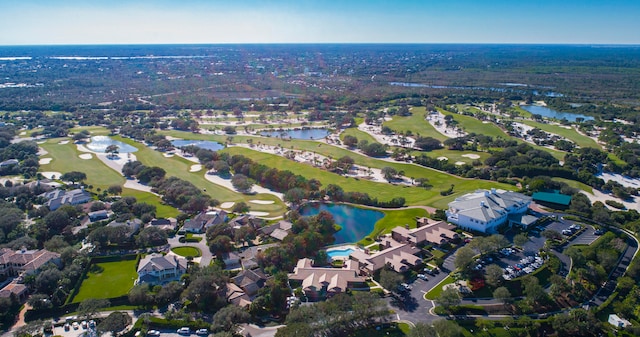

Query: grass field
361,208,429,244
171,246,202,257
113,136,286,216
72,258,138,302
383,106,448,142
552,177,593,194
39,138,125,190
424,274,455,300
121,188,180,218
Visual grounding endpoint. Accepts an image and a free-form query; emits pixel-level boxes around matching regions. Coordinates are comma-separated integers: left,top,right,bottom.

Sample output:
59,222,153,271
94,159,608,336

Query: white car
147,330,161,336
196,329,208,335
177,327,191,335
417,274,428,281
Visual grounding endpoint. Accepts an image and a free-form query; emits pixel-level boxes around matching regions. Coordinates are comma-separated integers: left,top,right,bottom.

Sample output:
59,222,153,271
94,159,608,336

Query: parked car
177,327,191,335
64,324,70,331
81,321,87,329
594,229,604,235
72,322,80,330
417,274,428,281
147,330,161,336
424,268,435,276
196,329,208,335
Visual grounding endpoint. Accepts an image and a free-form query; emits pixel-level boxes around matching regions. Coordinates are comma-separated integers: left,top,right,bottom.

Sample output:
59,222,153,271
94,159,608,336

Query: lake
521,105,594,122
260,128,330,140
299,203,384,244
171,139,224,151
85,136,138,153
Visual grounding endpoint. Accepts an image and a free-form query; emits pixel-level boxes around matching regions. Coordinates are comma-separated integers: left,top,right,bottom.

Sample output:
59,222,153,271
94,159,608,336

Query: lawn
552,177,593,194
113,136,286,217
171,246,202,257
360,208,429,245
72,258,138,302
424,274,455,300
409,148,490,165
39,138,125,190
121,188,180,218
383,106,448,142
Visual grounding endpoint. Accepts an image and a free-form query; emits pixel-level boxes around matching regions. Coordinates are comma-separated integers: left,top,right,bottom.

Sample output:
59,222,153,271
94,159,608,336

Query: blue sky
1,0,638,45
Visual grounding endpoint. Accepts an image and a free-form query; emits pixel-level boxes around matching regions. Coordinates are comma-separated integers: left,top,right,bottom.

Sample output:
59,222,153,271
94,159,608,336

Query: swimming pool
326,248,355,259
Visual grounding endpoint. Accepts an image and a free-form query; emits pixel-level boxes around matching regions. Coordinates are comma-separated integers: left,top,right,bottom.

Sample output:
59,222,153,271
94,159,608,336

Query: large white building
446,189,532,233
136,254,188,285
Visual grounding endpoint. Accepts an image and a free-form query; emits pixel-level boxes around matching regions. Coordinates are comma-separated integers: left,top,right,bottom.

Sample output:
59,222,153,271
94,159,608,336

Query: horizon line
1,42,640,47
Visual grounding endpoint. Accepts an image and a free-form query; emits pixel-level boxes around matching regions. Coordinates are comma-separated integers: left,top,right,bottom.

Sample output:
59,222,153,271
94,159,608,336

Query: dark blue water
86,136,137,153
521,105,594,122
260,128,329,140
171,139,224,151
299,203,384,244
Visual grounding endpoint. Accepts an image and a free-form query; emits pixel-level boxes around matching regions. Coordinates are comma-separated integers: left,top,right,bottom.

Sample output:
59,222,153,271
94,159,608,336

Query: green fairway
72,258,138,302
222,146,512,209
39,138,125,190
340,127,377,144
383,106,448,142
552,177,593,194
409,148,490,165
121,188,180,218
69,126,112,136
171,246,202,257
113,136,286,216
518,120,600,148
361,208,429,244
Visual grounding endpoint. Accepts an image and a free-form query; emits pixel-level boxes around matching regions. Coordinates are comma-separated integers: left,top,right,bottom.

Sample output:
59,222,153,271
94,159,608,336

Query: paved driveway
166,234,212,266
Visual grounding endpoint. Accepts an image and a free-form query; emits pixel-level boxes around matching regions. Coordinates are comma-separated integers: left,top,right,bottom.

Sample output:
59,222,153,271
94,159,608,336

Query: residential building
349,239,422,275
88,210,109,222
391,218,458,246
226,283,252,308
40,188,92,210
228,215,263,230
259,220,293,241
0,281,28,300
183,210,227,234
106,218,142,237
0,248,61,277
231,269,269,297
0,159,18,167
221,251,241,270
608,314,631,328
136,253,188,285
288,258,366,300
238,244,278,270
446,189,532,233
149,218,178,231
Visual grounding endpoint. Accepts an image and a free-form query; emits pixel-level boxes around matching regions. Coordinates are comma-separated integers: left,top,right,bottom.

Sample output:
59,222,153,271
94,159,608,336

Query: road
166,233,212,266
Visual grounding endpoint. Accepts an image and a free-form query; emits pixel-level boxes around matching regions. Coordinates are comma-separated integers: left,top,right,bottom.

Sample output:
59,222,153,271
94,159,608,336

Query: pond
299,203,384,244
85,136,138,153
171,139,224,151
260,128,330,140
521,105,594,122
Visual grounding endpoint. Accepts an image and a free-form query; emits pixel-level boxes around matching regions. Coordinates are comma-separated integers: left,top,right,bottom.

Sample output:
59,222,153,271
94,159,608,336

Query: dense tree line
0,139,40,178
275,292,389,337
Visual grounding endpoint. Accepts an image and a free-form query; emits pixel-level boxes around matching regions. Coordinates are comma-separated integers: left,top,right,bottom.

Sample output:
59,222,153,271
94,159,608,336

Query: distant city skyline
1,0,639,45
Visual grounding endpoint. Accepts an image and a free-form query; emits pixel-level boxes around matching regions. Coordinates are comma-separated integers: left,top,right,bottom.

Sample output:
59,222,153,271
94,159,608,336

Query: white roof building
446,189,532,233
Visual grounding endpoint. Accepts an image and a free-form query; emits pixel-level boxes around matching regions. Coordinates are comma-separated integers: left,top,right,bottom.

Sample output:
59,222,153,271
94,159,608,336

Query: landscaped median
424,275,456,300
171,246,202,258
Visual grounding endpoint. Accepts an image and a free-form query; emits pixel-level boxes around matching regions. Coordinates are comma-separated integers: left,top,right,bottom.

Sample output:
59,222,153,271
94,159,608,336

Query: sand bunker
455,161,466,166
39,158,52,165
58,140,69,145
248,211,270,217
437,156,448,161
40,171,62,179
163,153,174,158
249,200,275,205
189,164,202,172
461,154,480,159
79,153,93,160
220,202,235,209
19,131,26,136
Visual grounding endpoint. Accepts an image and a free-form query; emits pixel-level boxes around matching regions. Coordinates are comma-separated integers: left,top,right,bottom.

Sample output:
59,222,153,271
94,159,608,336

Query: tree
435,287,461,312
379,267,403,291
542,229,562,241
284,187,307,206
231,201,250,214
105,144,119,158
209,235,233,257
97,311,131,336
231,174,253,193
522,276,546,304
493,286,512,308
514,233,529,247
342,135,358,147
454,246,475,273
135,226,168,247
211,305,251,333
78,298,110,320
381,166,398,182
60,171,87,184
475,318,495,332
484,264,504,287
408,322,437,337
433,319,463,337
27,294,52,311
128,285,152,307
